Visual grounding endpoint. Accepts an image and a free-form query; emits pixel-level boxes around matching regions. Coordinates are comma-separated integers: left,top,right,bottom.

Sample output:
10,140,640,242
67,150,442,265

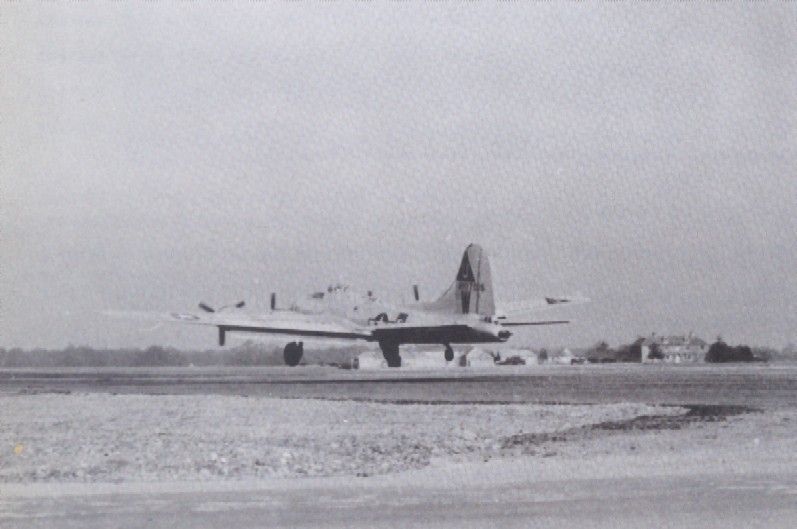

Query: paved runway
4,467,796,529
2,364,796,408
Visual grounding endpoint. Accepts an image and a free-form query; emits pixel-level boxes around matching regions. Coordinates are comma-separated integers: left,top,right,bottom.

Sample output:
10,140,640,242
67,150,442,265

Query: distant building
353,346,545,369
462,347,498,367
496,348,538,366
355,347,463,370
551,348,575,365
586,341,616,363
399,348,457,369
354,350,387,370
641,333,708,363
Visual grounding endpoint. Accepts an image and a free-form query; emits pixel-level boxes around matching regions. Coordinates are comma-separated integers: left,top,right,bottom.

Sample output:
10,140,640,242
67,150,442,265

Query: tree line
584,338,773,363
0,342,365,368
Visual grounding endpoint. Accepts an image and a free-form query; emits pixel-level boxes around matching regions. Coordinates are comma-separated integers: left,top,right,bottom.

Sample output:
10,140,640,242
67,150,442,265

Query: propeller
413,284,420,302
198,302,215,313
270,292,276,311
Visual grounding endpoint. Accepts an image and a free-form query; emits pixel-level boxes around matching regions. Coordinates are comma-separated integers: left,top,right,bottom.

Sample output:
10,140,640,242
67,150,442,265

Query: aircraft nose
498,330,512,341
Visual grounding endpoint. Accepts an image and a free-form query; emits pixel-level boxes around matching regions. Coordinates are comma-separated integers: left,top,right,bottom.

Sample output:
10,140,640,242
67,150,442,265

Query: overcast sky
2,3,795,350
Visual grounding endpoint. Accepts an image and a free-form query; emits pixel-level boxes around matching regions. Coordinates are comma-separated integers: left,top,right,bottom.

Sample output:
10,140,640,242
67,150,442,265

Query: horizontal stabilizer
495,295,589,320
499,320,570,327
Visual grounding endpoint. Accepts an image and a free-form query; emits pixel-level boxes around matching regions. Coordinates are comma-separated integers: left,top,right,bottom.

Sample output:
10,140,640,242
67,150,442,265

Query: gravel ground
0,394,682,483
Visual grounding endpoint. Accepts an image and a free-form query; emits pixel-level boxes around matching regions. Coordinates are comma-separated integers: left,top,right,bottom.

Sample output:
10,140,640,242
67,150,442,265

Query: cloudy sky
2,2,795,350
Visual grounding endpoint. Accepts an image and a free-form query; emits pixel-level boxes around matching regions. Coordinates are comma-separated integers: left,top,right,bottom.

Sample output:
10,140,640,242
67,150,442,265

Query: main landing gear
283,341,304,367
379,342,402,368
444,344,454,362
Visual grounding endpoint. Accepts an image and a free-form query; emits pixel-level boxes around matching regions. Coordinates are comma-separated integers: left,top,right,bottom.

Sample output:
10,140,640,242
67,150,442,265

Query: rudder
423,244,495,316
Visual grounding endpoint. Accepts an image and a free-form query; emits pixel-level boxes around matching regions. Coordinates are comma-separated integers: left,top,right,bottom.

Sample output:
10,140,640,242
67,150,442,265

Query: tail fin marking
422,244,495,317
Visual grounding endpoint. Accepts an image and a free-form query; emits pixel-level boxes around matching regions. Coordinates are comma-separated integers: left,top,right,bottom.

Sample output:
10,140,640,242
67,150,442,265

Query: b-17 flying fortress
120,244,588,367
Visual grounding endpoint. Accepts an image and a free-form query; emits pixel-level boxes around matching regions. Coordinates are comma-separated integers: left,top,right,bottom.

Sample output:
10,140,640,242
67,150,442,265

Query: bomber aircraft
116,244,587,367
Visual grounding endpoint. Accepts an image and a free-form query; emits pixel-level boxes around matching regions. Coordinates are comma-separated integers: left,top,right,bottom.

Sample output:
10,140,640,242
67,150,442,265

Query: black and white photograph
1,2,796,528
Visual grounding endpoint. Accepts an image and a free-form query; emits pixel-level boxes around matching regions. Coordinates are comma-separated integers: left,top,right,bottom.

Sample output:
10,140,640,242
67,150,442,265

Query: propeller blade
413,284,420,302
270,293,276,311
198,302,215,313
234,301,245,308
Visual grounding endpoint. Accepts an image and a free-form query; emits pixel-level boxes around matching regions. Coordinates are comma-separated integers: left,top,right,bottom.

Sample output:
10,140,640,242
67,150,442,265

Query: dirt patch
286,396,595,406
591,404,756,431
501,404,758,451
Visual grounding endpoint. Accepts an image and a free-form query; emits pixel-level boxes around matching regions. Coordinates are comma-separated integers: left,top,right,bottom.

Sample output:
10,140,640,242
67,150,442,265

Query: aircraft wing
104,310,373,343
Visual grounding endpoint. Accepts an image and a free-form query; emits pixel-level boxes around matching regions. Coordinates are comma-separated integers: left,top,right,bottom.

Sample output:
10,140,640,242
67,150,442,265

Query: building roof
464,347,497,360
642,334,707,347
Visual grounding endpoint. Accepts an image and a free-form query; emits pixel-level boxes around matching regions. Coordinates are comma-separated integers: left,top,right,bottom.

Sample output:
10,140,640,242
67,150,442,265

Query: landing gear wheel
444,345,454,362
379,342,402,368
283,342,304,367
385,354,401,368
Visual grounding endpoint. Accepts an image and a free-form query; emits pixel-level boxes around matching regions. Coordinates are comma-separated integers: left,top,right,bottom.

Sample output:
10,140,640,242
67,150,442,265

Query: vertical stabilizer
421,244,495,316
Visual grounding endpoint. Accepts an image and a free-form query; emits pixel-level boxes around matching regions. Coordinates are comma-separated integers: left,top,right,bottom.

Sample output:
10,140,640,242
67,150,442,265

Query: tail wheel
444,344,454,362
283,342,304,367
